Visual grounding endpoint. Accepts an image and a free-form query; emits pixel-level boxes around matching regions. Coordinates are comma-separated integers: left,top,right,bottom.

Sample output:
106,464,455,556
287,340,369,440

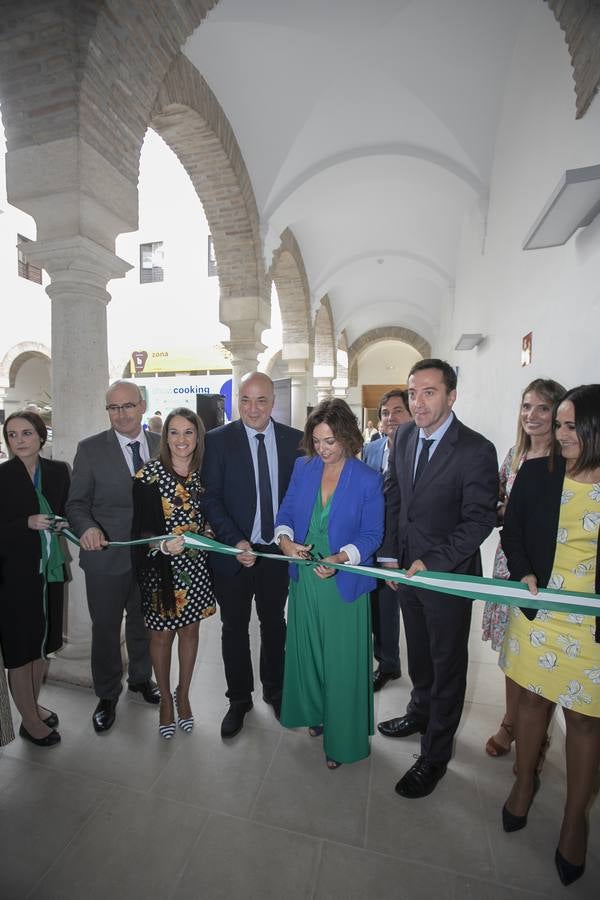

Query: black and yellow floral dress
132,459,216,631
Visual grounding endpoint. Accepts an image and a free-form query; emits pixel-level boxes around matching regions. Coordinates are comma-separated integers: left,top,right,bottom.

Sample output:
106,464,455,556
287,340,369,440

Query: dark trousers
371,582,401,675
85,570,152,700
400,584,472,765
213,551,288,704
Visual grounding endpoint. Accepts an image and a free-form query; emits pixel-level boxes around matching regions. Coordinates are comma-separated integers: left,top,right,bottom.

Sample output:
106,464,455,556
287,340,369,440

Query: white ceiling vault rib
184,0,526,350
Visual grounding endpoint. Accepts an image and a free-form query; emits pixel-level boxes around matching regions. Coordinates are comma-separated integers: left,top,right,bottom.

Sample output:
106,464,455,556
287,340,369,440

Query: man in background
363,389,412,690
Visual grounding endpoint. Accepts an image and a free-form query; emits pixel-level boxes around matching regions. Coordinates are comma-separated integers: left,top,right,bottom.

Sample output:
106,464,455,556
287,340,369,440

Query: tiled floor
1,602,598,899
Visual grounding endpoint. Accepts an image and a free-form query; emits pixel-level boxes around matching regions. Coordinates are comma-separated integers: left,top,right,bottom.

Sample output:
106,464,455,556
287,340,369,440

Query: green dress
280,489,374,763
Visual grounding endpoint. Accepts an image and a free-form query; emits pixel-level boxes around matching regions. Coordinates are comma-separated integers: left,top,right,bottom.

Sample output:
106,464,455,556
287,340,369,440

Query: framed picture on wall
521,331,532,367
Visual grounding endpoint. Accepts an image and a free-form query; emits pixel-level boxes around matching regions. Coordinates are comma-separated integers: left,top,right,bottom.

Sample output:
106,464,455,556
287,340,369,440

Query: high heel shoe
326,757,342,770
502,774,540,832
308,725,323,737
555,847,585,886
173,688,194,734
158,722,176,740
19,723,61,747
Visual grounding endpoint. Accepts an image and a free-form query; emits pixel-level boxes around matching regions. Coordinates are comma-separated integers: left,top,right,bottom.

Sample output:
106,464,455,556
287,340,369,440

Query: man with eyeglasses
66,380,160,733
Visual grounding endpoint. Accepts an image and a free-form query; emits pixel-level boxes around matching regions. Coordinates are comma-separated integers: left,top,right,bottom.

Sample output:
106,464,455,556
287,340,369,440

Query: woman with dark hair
132,408,216,739
483,378,565,760
0,411,70,747
500,384,600,886
275,398,384,768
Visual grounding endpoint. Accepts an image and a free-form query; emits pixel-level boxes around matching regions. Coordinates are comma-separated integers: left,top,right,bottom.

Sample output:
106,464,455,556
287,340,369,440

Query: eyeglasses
106,402,140,413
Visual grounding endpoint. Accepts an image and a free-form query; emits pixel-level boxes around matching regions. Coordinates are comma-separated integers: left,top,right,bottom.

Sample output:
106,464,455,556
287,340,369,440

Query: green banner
60,527,600,618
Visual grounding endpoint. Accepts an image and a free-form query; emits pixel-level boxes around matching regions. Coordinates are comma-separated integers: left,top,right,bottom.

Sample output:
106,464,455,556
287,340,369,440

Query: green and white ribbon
59,528,600,618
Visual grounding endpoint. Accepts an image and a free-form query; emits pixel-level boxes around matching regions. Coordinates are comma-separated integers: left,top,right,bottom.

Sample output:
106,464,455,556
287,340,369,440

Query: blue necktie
256,433,274,543
128,440,144,474
413,438,433,485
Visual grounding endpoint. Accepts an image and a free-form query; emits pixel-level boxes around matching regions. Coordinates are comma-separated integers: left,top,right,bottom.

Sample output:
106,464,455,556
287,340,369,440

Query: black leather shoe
555,847,585,886
128,679,160,704
395,756,447,798
19,723,61,747
502,775,540,832
378,714,427,738
373,668,401,692
221,701,253,738
92,698,118,733
263,694,282,720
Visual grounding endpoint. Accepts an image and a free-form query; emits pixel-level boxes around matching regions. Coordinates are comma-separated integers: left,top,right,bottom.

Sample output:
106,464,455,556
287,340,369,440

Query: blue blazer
362,437,386,472
276,455,384,602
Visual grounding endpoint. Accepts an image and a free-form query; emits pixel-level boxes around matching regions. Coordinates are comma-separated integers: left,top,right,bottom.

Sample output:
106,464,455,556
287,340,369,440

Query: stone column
220,295,270,414
285,360,309,429
314,376,333,404
22,236,131,686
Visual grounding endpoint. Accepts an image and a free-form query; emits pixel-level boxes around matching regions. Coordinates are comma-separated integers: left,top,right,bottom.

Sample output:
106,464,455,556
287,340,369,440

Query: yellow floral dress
500,478,600,717
134,460,216,631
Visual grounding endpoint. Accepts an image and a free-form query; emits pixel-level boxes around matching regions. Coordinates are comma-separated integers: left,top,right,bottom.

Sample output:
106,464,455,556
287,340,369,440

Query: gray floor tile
28,788,209,900
477,764,600,899
252,730,371,845
315,841,460,899
1,594,597,900
366,744,496,880
173,814,320,900
3,699,178,791
151,724,281,816
0,763,110,899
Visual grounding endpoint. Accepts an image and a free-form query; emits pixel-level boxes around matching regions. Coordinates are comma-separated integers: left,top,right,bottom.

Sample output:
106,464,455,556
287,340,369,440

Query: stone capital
23,236,131,304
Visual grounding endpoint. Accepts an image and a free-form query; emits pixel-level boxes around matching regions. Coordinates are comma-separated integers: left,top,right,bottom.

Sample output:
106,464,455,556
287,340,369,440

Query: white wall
358,339,422,386
439,2,600,462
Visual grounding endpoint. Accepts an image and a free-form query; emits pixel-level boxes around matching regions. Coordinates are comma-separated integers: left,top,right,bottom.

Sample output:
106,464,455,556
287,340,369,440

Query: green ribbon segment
60,528,600,618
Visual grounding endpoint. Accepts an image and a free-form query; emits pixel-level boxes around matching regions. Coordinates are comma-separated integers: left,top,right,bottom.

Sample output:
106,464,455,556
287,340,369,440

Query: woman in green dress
275,398,384,768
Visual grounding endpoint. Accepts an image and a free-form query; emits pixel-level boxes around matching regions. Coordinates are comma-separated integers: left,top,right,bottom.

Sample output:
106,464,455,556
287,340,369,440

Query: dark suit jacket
276,455,384,602
66,429,160,576
380,416,498,575
200,418,303,576
0,456,70,589
501,456,600,641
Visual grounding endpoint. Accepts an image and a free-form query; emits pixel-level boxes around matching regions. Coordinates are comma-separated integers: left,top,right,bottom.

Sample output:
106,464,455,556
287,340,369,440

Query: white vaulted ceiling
184,0,526,347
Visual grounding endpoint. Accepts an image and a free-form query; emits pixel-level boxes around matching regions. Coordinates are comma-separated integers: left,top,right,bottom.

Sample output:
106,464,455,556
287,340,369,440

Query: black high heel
555,847,585,886
502,774,540,832
19,723,61,747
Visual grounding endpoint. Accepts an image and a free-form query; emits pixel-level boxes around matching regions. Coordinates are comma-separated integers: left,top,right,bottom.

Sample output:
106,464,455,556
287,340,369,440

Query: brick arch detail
314,296,336,375
270,228,311,353
0,1,219,172
150,53,265,301
347,327,431,388
543,0,600,118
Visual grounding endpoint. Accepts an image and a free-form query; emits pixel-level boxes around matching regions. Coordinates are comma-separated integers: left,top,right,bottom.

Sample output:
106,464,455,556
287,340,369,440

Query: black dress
0,457,70,668
132,460,216,631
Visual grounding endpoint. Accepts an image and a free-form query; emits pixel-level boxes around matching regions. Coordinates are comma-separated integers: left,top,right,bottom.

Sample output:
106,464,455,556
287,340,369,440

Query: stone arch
1,342,51,388
544,0,600,118
269,228,311,365
150,53,265,304
313,296,336,398
347,327,431,388
0,1,218,176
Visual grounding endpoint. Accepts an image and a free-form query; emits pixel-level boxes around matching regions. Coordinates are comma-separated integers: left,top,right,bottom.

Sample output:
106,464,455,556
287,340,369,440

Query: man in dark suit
378,359,498,798
201,372,303,738
66,380,161,733
363,389,412,691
